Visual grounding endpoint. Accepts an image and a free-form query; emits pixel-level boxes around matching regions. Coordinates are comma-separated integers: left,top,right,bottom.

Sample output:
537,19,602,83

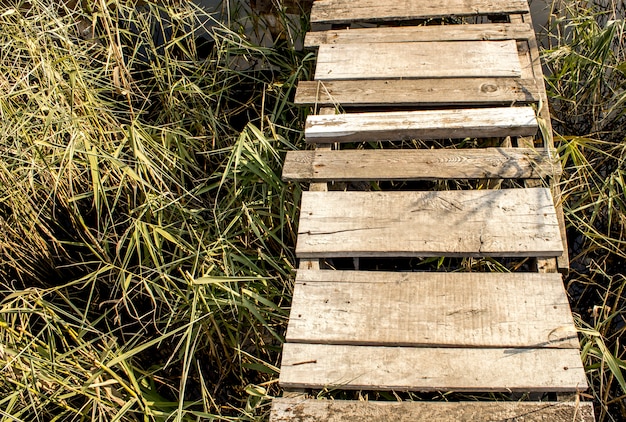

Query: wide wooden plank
305,107,538,144
310,0,530,24
305,23,534,47
279,343,588,392
282,148,559,181
286,270,579,348
296,188,563,258
270,399,595,422
315,41,522,80
295,78,541,106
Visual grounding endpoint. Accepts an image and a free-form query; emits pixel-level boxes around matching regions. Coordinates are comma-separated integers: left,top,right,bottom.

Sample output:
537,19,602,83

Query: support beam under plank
305,107,538,143
296,188,563,258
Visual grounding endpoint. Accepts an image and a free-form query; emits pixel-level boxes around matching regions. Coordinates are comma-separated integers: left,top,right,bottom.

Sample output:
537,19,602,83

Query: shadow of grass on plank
0,0,313,420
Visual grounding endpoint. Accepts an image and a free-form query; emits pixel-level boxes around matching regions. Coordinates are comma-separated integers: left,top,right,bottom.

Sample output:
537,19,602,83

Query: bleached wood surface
294,78,540,106
286,270,579,348
270,399,596,422
296,188,563,258
305,107,538,143
305,23,534,47
310,0,530,24
315,41,522,80
279,343,588,392
282,148,559,181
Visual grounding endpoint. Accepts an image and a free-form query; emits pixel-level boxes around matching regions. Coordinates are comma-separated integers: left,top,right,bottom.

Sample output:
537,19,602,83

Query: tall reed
0,0,311,420
544,1,626,420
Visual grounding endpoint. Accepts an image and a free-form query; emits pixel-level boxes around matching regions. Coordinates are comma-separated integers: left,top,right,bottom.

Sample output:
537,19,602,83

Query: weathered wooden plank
270,399,596,422
296,188,563,258
282,148,559,182
286,270,579,349
279,343,588,392
315,41,522,80
310,0,530,24
295,78,541,106
305,107,538,144
305,23,534,47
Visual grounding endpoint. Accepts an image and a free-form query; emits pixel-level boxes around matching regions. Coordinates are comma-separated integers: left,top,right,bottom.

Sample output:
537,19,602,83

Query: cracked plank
296,188,563,258
286,270,579,349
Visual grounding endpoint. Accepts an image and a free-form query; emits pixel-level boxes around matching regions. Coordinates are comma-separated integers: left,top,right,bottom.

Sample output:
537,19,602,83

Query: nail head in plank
314,41,522,80
305,23,534,48
305,107,538,144
287,270,578,348
310,0,530,24
295,78,541,106
270,399,595,422
279,343,588,392
296,188,563,258
282,148,558,182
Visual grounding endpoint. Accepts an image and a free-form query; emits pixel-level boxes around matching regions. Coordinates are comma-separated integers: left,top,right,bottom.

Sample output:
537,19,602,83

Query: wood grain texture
315,41,522,80
305,107,538,143
294,78,541,106
286,270,579,348
279,343,588,392
310,0,530,24
270,399,595,422
296,188,563,258
282,148,559,182
305,23,534,47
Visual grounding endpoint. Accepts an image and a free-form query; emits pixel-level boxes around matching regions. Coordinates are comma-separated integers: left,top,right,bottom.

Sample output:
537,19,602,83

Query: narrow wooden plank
295,78,541,106
286,270,579,349
270,398,595,422
305,23,534,48
296,188,563,258
315,41,522,80
310,0,530,24
279,343,588,392
305,107,538,144
282,148,559,182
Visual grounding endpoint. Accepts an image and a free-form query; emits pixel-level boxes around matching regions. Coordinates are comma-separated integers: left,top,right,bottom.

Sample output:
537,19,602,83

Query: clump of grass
543,1,626,420
0,0,311,420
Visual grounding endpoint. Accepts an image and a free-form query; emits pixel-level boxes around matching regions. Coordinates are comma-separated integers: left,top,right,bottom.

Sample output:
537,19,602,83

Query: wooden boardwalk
272,1,593,420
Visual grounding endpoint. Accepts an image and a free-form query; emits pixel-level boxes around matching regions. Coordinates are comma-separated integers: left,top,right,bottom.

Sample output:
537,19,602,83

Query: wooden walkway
272,1,593,420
